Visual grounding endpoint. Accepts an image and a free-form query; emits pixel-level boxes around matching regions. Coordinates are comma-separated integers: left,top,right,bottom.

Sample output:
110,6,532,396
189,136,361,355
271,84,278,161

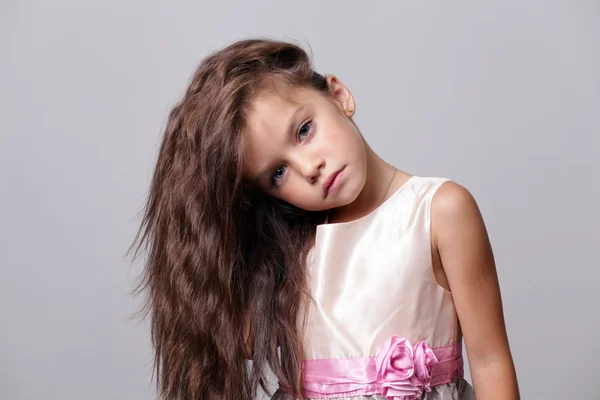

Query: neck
328,143,403,224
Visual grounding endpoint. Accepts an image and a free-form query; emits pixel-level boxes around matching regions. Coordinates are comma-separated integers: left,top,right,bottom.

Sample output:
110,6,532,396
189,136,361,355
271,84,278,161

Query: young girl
131,38,519,400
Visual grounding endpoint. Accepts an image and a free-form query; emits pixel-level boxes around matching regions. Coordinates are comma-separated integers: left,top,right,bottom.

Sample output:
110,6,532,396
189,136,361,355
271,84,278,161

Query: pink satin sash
302,337,464,399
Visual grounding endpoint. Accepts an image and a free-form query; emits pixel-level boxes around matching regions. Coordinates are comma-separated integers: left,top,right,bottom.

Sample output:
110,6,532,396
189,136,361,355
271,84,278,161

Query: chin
345,179,365,203
289,202,327,213
328,190,361,210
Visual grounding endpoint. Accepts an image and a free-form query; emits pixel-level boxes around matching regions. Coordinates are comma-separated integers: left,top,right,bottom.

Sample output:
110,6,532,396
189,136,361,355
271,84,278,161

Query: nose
293,152,325,183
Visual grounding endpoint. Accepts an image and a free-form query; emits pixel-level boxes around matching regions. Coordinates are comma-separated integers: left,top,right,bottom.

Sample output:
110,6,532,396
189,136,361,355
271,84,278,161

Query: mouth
323,167,345,198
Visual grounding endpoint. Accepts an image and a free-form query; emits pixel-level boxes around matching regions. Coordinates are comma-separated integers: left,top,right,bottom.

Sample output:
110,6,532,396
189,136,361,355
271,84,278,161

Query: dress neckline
317,175,418,231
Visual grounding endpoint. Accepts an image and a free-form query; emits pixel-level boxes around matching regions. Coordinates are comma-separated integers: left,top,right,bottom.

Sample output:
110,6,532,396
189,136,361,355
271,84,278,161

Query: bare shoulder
432,181,481,220
430,180,485,247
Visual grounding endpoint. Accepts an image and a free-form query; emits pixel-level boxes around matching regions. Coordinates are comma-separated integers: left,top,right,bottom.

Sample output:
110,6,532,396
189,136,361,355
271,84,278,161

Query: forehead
247,86,313,130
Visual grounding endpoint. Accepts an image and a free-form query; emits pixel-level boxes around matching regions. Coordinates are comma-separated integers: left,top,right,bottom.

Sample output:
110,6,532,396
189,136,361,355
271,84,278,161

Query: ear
326,75,356,117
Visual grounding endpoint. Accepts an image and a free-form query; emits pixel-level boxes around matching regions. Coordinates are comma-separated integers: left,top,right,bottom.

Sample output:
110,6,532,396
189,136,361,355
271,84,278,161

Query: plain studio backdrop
1,1,598,399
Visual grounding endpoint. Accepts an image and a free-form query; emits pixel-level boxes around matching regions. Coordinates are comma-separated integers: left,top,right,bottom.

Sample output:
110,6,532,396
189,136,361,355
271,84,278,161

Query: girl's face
243,76,367,212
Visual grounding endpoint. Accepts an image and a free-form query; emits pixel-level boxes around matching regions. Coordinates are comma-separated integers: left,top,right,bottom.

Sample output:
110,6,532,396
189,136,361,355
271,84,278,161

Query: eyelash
269,120,314,187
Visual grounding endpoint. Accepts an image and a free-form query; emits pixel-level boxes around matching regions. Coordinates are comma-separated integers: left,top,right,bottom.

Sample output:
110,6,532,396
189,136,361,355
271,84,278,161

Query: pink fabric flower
410,341,438,390
375,336,438,400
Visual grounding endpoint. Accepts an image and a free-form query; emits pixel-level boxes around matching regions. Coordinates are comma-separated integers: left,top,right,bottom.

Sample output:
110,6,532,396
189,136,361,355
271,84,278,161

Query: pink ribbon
302,337,464,400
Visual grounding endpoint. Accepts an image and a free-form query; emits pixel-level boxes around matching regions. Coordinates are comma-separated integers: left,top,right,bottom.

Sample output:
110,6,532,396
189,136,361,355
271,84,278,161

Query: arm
431,182,519,400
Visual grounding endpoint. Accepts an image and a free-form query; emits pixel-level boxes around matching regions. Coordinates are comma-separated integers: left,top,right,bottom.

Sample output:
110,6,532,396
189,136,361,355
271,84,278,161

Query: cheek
281,184,321,209
338,128,364,159
332,117,361,145
320,124,352,153
278,179,300,200
283,183,309,202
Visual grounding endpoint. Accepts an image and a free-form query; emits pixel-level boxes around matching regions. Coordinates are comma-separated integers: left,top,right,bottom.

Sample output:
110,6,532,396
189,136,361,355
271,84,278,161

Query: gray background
2,1,598,399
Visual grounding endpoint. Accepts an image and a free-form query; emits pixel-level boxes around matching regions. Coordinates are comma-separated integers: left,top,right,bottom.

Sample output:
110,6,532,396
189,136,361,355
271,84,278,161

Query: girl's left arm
431,182,520,400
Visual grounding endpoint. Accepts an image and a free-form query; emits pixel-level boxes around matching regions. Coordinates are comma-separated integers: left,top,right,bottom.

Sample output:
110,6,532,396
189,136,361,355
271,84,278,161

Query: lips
323,167,344,197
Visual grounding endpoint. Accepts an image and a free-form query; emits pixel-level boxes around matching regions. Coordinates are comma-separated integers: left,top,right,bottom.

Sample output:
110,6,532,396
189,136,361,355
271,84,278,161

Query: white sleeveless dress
300,176,475,400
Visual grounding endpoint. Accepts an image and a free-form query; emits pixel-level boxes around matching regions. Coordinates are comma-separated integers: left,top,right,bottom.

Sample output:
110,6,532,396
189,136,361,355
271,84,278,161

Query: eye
298,120,313,141
270,165,287,187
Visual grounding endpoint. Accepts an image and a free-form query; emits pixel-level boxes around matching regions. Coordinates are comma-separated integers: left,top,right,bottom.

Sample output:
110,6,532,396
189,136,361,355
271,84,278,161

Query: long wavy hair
129,38,331,399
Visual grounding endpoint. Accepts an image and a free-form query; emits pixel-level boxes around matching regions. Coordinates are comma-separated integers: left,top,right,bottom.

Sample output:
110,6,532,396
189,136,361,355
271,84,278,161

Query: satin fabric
300,176,474,399
304,380,475,400
302,341,464,399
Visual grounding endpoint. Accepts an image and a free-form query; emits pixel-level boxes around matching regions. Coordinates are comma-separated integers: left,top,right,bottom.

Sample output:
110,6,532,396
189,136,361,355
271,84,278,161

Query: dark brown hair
129,38,331,399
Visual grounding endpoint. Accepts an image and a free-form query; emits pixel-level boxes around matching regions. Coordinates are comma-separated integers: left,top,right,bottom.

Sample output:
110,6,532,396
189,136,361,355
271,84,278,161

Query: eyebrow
254,104,308,184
